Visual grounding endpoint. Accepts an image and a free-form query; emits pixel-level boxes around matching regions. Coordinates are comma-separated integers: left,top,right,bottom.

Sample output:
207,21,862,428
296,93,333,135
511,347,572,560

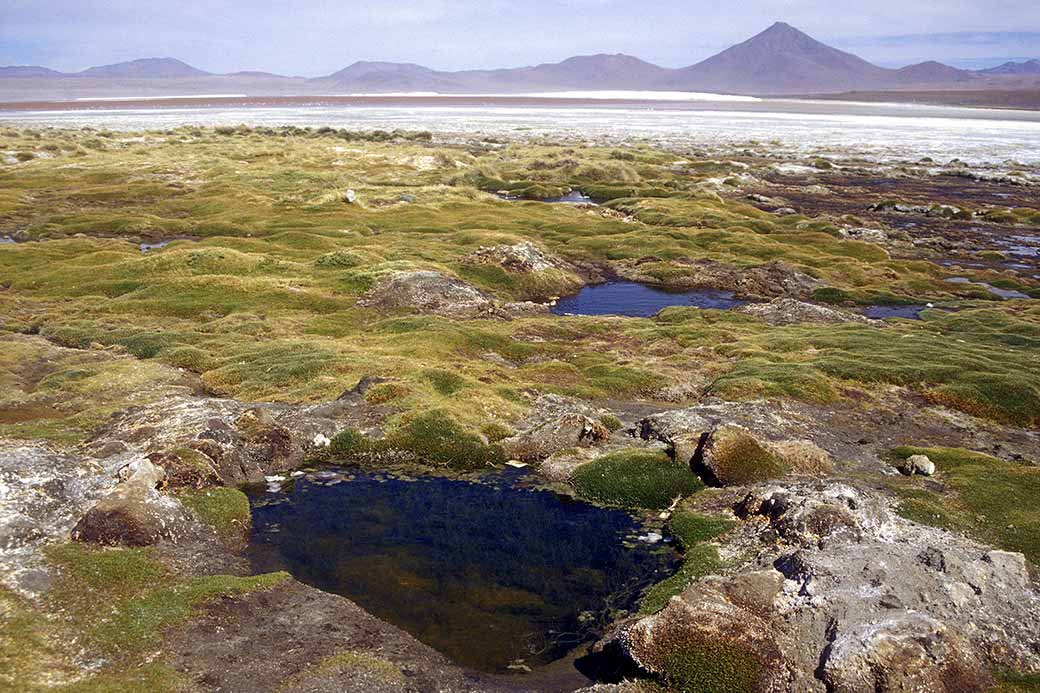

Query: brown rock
72,459,196,546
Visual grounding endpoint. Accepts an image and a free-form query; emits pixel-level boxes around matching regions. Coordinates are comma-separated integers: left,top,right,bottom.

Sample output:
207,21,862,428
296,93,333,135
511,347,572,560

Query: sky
2,0,1039,75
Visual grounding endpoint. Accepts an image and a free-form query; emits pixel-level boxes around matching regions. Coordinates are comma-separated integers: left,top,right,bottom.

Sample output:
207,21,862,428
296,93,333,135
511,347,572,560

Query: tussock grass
571,449,704,509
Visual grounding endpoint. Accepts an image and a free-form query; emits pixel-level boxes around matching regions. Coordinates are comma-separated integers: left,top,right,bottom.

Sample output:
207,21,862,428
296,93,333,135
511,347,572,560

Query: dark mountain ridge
2,24,1038,99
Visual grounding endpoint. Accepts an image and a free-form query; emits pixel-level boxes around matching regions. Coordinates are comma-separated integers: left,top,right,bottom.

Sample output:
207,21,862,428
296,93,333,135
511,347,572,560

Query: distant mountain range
2,22,1039,101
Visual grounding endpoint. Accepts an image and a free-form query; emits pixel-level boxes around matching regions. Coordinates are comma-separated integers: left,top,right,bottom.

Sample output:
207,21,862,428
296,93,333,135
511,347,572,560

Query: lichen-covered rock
92,396,356,486
0,443,112,594
737,483,875,547
821,614,992,693
739,298,872,326
612,481,1040,692
638,409,714,468
500,394,610,462
72,459,197,546
462,241,565,273
356,270,547,318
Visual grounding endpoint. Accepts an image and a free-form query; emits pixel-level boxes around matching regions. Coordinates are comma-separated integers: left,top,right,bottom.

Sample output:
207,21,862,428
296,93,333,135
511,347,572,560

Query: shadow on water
246,467,677,675
551,281,745,318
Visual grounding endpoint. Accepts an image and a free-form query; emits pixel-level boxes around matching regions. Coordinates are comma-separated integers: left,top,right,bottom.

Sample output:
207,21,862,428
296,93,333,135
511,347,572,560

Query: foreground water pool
551,280,745,317
246,467,677,673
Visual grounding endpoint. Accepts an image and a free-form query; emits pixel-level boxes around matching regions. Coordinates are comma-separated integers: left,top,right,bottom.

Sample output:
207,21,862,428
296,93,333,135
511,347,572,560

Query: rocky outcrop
72,459,197,546
356,270,548,319
0,443,113,594
89,396,373,487
616,258,822,300
164,579,514,693
613,481,1040,692
500,394,611,462
739,298,872,326
637,405,830,484
462,241,567,273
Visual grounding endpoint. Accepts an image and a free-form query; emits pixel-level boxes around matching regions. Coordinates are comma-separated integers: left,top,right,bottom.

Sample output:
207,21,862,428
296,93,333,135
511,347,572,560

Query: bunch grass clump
571,449,703,509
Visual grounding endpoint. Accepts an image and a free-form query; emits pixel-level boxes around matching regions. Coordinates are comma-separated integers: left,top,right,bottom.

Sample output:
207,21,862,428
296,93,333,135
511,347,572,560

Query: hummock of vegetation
0,125,1037,450
658,635,764,693
571,449,704,509
700,426,788,486
327,409,507,469
176,487,252,540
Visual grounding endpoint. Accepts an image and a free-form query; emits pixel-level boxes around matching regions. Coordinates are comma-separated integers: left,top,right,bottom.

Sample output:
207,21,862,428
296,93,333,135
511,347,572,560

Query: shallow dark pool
551,281,744,317
861,304,926,320
246,467,676,673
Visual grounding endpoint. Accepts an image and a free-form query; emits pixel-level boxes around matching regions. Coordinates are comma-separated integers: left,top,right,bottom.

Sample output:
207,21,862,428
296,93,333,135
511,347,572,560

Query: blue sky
2,0,1038,74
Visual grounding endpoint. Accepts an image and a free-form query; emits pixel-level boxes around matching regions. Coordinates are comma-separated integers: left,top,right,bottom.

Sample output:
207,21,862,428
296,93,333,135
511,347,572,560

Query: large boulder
821,613,991,693
620,576,787,692
357,270,496,318
896,454,936,476
72,459,196,546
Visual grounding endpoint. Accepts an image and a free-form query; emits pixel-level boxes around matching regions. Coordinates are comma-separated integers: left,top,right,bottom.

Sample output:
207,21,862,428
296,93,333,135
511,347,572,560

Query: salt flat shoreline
3,93,1040,122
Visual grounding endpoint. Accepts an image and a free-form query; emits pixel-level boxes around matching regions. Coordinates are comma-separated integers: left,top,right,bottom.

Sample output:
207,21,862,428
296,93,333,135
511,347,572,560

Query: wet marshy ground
246,467,677,674
747,172,1040,280
551,281,745,317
